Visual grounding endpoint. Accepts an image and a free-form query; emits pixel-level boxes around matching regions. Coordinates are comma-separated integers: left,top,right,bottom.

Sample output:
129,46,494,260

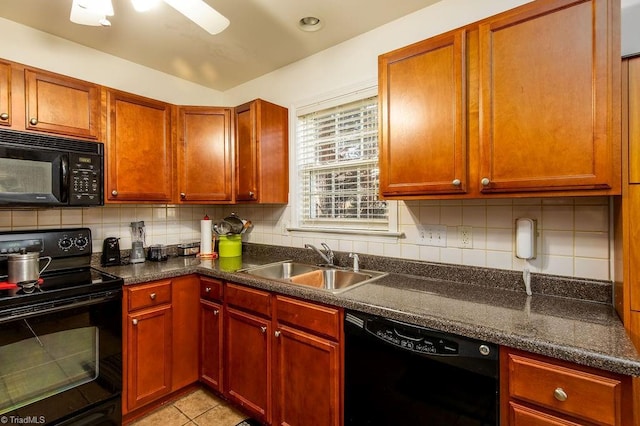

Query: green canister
218,234,242,257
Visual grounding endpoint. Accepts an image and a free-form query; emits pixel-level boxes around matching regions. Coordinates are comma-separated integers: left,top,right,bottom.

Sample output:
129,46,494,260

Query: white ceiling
0,0,441,91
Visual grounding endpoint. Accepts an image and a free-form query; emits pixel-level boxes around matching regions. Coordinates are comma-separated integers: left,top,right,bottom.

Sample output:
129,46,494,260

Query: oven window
0,324,98,414
0,158,52,194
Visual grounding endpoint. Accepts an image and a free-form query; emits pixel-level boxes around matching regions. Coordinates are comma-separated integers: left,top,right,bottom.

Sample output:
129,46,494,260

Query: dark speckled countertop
93,244,640,376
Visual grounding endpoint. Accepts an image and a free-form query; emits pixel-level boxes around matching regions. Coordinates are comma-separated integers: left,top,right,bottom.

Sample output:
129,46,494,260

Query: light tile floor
129,388,250,426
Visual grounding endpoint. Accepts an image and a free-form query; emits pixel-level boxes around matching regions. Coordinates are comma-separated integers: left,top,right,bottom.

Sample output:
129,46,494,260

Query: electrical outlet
416,225,447,247
281,221,289,236
458,226,473,248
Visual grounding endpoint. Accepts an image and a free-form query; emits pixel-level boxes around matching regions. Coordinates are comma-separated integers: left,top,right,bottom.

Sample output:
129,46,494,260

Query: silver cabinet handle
111,190,118,196
29,117,38,125
0,112,8,120
248,191,255,199
132,319,138,325
481,177,490,186
452,179,461,186
553,387,568,402
205,287,211,293
149,293,156,300
180,192,186,199
213,309,219,316
260,326,267,333
274,330,281,337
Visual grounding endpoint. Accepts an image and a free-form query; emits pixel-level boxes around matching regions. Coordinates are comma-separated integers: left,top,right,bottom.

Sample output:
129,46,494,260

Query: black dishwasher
344,311,499,425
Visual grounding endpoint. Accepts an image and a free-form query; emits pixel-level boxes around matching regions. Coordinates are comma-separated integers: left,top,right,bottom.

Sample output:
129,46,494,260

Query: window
296,92,389,231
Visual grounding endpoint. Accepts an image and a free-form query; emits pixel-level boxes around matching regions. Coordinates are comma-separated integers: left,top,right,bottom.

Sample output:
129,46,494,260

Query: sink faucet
304,243,334,266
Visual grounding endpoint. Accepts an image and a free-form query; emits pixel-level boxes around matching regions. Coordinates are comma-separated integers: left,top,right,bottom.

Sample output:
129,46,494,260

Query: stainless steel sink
241,261,387,293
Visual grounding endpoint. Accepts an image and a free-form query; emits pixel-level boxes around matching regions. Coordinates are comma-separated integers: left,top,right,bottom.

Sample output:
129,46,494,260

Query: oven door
0,293,122,425
0,144,68,206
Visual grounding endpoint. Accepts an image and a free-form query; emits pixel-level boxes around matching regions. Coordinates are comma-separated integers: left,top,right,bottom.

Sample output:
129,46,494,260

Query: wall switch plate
458,226,473,248
417,225,447,247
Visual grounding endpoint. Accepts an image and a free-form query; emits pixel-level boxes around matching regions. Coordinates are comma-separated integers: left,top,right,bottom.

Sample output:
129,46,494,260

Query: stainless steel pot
223,213,245,234
7,252,52,284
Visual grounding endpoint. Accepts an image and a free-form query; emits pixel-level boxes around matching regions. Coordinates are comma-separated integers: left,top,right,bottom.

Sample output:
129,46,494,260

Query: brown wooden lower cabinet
196,282,344,426
501,347,633,426
123,276,200,416
125,301,172,412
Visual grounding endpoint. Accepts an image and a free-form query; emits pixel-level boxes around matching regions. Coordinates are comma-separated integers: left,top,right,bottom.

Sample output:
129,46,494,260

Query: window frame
290,84,399,237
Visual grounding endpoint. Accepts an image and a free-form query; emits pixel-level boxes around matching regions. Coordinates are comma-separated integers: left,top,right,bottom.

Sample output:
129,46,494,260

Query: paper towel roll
200,218,212,255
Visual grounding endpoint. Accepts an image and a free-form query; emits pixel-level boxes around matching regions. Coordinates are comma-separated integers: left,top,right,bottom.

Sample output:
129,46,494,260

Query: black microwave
0,128,104,207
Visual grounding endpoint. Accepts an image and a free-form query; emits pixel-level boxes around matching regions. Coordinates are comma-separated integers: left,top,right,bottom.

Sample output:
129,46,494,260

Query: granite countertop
94,249,640,376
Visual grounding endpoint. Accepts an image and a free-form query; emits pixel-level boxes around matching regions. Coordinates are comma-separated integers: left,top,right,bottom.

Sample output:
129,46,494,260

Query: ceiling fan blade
163,0,230,35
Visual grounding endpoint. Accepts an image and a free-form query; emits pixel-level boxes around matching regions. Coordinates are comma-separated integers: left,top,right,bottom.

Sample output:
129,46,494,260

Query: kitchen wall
0,0,616,282
0,196,612,281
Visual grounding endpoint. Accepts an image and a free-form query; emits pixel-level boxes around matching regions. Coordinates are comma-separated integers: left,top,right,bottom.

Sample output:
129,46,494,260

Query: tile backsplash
0,196,612,281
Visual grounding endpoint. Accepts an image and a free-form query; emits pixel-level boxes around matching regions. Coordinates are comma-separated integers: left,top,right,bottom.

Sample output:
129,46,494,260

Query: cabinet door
0,61,11,127
379,30,467,196
225,307,271,423
235,99,289,203
171,275,200,391
235,102,258,202
478,0,619,194
106,90,172,202
273,325,341,426
200,299,223,392
24,69,100,139
177,107,233,202
628,57,640,183
126,305,172,412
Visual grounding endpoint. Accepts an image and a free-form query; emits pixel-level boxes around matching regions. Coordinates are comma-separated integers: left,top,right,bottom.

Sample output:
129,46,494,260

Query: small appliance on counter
101,237,121,266
147,244,168,262
177,241,200,256
129,221,146,264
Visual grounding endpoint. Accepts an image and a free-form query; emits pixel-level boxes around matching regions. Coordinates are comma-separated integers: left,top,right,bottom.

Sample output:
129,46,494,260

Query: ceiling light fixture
298,16,323,32
70,0,113,26
131,0,161,13
69,0,229,35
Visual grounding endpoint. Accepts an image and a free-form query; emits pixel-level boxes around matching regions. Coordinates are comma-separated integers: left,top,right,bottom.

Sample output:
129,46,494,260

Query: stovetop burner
0,228,124,318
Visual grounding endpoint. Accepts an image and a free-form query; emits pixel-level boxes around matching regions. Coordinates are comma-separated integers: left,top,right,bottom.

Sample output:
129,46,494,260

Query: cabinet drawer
508,354,622,425
200,277,223,302
225,283,271,317
127,280,172,312
509,402,585,426
275,295,341,340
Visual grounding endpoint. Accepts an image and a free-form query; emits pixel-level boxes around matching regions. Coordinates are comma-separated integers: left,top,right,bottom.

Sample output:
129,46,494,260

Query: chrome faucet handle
305,243,331,265
349,252,360,272
320,242,334,265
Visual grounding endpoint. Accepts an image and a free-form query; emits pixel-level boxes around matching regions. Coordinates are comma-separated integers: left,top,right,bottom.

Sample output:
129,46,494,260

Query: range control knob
75,236,89,249
58,237,74,251
479,345,491,356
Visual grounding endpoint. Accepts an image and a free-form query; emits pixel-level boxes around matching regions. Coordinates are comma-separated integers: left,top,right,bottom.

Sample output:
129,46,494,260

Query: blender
130,221,146,264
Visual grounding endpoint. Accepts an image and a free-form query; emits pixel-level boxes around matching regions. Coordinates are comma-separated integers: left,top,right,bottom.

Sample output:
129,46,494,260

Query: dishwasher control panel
366,318,459,355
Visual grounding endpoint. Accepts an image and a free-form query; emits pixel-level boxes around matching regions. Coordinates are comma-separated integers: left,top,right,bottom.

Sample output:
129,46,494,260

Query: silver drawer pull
452,179,461,186
205,287,211,293
213,309,219,316
29,117,38,126
481,177,490,186
149,293,156,300
275,330,281,337
553,387,568,402
132,319,138,325
260,326,267,334
0,112,9,120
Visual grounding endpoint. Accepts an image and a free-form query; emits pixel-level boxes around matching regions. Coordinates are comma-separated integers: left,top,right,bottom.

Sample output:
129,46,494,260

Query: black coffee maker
101,237,121,266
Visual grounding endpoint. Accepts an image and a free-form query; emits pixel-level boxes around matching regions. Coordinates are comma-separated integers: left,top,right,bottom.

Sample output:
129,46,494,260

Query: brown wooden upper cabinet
235,99,289,204
0,62,100,140
379,0,621,199
379,30,467,197
106,90,173,202
176,107,234,203
0,61,11,128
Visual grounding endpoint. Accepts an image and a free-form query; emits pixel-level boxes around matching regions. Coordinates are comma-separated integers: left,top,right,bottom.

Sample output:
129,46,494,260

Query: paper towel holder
515,218,537,260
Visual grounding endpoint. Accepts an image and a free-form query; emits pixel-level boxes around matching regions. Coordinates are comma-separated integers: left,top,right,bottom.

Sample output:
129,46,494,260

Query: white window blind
297,95,388,230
